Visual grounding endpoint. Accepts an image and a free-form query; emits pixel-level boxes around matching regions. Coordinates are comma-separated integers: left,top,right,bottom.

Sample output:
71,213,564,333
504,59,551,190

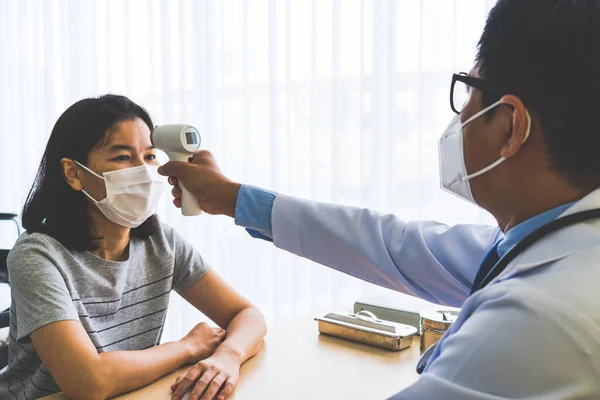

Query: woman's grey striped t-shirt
0,223,209,399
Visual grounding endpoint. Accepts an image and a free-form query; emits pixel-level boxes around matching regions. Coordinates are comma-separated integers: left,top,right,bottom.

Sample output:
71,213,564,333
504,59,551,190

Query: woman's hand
170,351,241,400
179,322,226,364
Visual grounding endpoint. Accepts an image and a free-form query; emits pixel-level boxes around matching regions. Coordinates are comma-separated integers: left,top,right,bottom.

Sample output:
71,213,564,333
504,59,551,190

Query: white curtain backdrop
0,0,497,341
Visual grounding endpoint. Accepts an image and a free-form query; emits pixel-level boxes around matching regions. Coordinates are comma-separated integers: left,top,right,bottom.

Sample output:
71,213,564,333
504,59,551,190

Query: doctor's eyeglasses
450,73,507,114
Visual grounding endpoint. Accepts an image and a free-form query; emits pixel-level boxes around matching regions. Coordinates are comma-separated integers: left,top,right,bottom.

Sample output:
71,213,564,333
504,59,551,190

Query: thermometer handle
179,183,202,216
165,152,203,216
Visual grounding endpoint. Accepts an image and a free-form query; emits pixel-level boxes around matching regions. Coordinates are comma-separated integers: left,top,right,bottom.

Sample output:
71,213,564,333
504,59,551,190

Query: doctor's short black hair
476,0,600,189
21,94,159,251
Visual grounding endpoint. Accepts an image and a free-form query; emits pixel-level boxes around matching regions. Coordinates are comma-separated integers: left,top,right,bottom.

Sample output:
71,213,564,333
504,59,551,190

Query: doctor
161,0,600,398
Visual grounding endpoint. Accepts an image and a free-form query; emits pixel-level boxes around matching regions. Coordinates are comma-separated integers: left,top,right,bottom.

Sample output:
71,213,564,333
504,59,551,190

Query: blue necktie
416,241,503,376
470,241,501,294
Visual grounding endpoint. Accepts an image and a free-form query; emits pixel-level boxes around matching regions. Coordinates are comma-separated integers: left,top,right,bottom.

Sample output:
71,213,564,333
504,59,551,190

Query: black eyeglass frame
450,72,508,114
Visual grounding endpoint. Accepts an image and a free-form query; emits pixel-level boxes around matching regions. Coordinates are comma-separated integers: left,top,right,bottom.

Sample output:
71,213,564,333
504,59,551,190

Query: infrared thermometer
151,124,202,216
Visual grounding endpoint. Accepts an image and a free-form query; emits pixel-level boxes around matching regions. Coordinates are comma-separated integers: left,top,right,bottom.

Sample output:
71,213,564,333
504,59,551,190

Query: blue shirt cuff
234,185,277,242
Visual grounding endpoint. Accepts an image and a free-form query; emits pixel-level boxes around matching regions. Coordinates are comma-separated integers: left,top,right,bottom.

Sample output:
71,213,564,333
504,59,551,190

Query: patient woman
0,95,266,400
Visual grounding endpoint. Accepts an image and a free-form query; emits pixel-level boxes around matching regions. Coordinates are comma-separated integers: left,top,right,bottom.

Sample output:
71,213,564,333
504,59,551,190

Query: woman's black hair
21,94,159,250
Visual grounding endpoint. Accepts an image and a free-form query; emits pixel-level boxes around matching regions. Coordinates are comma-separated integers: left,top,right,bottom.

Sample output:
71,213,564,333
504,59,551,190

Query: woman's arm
31,319,224,400
171,270,267,400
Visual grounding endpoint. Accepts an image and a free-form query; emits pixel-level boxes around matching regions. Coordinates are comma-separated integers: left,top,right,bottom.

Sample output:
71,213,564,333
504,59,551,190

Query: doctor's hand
158,150,242,217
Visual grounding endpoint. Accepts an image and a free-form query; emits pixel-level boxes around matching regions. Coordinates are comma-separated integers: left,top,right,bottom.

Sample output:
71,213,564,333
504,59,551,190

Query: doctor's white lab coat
268,188,600,399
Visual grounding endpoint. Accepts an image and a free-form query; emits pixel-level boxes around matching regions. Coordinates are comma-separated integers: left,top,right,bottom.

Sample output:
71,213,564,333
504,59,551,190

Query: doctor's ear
60,158,84,191
499,95,531,159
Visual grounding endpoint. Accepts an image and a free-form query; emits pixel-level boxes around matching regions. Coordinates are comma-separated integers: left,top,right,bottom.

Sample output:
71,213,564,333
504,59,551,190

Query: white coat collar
491,187,600,285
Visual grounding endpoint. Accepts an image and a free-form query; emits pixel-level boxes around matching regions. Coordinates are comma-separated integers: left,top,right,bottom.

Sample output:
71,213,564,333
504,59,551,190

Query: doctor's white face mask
74,161,168,228
438,101,531,204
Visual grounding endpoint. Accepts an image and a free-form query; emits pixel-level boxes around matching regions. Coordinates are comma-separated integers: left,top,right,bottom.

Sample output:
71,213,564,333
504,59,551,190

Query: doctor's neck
492,176,593,234
88,206,131,262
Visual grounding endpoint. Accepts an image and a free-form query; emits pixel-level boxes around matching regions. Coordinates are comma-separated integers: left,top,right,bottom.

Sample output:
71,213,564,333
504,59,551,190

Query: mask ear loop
73,160,105,180
460,107,532,182
81,189,100,204
462,100,503,126
72,160,104,203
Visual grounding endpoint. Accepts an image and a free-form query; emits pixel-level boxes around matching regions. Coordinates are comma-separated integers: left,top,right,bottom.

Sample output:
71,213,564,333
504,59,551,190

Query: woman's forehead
96,119,152,150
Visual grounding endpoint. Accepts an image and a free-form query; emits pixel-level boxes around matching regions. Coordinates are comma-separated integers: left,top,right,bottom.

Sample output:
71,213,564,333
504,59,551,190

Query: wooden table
45,320,421,400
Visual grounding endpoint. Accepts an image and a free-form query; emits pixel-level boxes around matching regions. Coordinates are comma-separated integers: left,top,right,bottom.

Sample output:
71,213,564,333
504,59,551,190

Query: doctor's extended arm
158,152,499,307
236,186,499,307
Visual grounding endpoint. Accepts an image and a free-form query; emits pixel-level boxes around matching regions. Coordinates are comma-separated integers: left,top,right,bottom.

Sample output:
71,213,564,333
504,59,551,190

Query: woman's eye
112,155,131,161
146,154,157,161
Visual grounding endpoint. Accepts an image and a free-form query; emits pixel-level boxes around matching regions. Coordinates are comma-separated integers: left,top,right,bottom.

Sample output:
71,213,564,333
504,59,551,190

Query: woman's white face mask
74,161,169,228
438,101,532,204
